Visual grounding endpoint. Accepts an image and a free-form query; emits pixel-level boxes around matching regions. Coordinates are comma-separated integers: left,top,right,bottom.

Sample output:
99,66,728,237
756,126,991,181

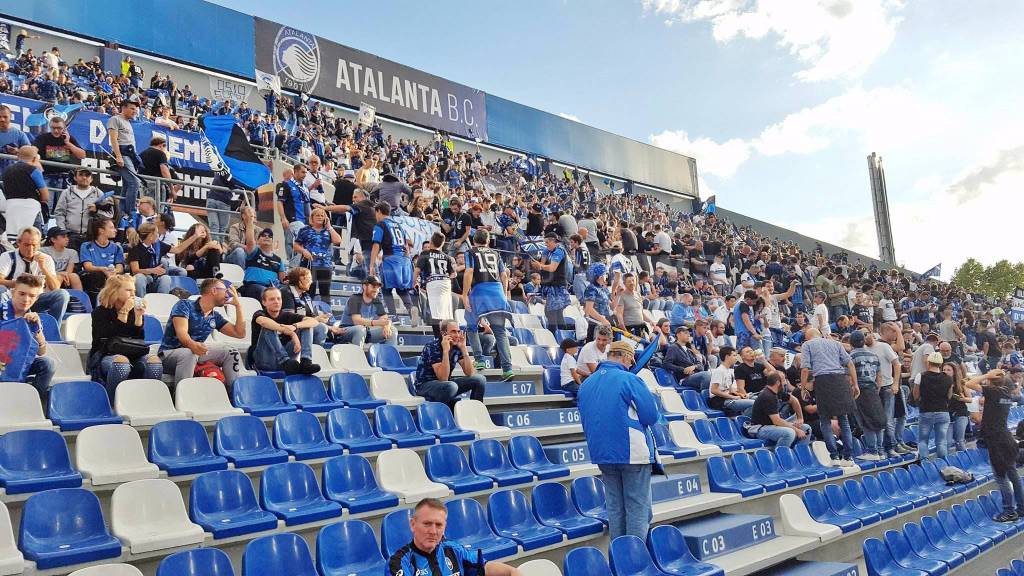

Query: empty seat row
863,490,1018,576
708,443,842,497
561,527,724,576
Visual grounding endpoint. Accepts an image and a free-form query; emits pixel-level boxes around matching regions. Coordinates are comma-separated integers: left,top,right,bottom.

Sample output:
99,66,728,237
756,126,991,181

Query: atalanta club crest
273,26,320,92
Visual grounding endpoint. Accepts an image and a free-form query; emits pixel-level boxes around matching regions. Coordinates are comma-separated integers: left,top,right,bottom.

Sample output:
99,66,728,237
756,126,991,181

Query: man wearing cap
578,339,660,539
236,221,286,299
441,197,472,255
800,328,859,466
338,276,397,346
664,325,712,391
531,232,572,332
107,96,142,213
912,350,953,461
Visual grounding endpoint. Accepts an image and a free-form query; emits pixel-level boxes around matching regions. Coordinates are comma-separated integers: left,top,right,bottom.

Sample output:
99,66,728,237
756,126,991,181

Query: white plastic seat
63,313,93,350
110,478,205,554
531,329,558,347
174,377,244,422
667,421,721,455
658,389,706,421
114,379,189,426
223,297,262,324
0,382,53,434
144,293,180,323
218,263,245,284
516,314,543,330
509,346,533,369
637,368,660,392
69,565,143,576
454,400,511,440
562,306,584,322
311,344,344,378
779,493,842,542
75,424,160,486
376,448,450,503
329,344,381,376
455,308,467,328
207,328,250,351
649,310,666,323
528,303,545,317
0,502,23,575
812,440,857,470
518,559,562,576
48,343,90,384
369,372,424,408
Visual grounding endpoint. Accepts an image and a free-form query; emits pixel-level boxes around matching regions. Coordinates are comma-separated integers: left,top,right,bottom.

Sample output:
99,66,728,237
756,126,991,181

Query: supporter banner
0,23,9,52
0,93,227,208
209,76,252,103
357,102,375,126
254,17,487,140
254,68,281,94
393,215,440,258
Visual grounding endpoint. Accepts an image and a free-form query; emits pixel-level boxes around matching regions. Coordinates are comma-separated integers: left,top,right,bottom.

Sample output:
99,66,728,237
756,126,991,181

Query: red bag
194,361,225,383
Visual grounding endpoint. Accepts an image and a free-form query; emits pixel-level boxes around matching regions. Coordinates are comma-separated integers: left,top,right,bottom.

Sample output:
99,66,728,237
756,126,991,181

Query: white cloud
557,112,581,122
649,129,751,178
642,0,905,82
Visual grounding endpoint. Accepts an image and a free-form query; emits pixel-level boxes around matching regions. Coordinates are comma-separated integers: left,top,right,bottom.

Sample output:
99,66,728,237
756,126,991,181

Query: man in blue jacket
578,339,661,540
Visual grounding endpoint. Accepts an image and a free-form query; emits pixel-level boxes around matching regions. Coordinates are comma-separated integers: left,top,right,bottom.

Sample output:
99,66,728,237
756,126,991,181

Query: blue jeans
415,374,486,408
950,415,969,452
206,198,231,239
135,273,172,296
736,332,754,350
44,174,67,212
681,370,711,392
598,463,652,540
27,356,55,398
97,353,163,397
756,421,812,448
861,429,884,456
994,467,1024,514
252,326,313,370
335,325,397,347
34,289,70,322
225,246,248,268
917,411,950,461
722,398,755,416
118,154,141,214
819,413,855,460
881,386,907,450
489,315,513,373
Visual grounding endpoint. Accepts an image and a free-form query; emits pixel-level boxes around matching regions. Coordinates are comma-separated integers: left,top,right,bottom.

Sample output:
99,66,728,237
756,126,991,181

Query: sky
210,0,1024,279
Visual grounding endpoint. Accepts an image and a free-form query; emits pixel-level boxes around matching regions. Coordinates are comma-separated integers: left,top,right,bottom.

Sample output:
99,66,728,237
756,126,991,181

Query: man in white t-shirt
577,325,611,378
559,339,582,395
878,291,898,322
813,291,830,336
709,254,728,292
708,345,755,415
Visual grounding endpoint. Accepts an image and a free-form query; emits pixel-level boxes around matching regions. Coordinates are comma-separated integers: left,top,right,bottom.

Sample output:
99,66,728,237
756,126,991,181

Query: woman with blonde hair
945,361,971,453
293,207,341,301
88,274,163,397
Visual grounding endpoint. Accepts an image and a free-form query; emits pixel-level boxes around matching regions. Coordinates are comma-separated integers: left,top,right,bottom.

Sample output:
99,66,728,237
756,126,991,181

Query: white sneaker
857,454,882,461
830,459,845,467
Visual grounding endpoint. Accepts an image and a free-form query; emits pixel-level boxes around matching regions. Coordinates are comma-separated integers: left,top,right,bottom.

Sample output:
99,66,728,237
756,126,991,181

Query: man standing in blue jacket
578,339,661,539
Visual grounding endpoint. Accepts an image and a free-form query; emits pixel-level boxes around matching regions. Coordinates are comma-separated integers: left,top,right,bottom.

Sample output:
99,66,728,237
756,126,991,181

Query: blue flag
701,195,717,215
198,114,271,190
920,263,941,279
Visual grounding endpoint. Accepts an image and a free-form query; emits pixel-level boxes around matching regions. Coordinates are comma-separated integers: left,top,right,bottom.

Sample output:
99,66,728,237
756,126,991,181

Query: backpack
939,465,974,485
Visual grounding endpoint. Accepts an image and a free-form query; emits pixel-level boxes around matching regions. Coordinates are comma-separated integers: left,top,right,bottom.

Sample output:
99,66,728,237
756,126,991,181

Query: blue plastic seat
543,366,572,396
317,520,387,576
189,469,278,539
609,534,672,576
158,548,236,576
374,405,435,447
425,444,493,494
893,468,940,503
680,389,725,418
932,511,992,552
878,470,928,508
655,396,685,422
48,381,123,431
909,518,978,561
214,415,289,468
18,488,122,569
531,481,605,539
509,435,571,479
801,488,861,533
650,423,699,460
488,489,564,550
564,547,613,576
142,314,163,344
713,417,764,449
66,289,93,314
233,375,296,417
417,402,476,443
283,375,345,413
950,502,1006,543
321,454,400,513
445,498,519,560
654,368,680,389
730,451,785,491
148,419,229,476
329,373,385,409
848,438,879,470
842,479,897,520
527,345,558,368
571,476,608,525
273,411,344,460
469,438,533,486
691,419,740,452
883,529,950,575
0,429,82,493
513,327,534,344
242,533,318,576
980,492,1024,533
862,474,913,514
368,343,416,375
38,312,64,343
775,446,825,482
325,408,392,453
646,525,724,576
903,520,973,564
939,508,997,548
752,448,806,487
824,483,881,525
794,442,843,478
706,456,763,497
259,462,342,526
381,509,414,558
909,464,954,500
166,276,199,295
862,537,928,576
894,523,964,570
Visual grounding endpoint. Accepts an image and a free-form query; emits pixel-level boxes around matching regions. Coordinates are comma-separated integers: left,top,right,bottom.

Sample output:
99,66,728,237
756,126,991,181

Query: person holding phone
88,274,163,398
